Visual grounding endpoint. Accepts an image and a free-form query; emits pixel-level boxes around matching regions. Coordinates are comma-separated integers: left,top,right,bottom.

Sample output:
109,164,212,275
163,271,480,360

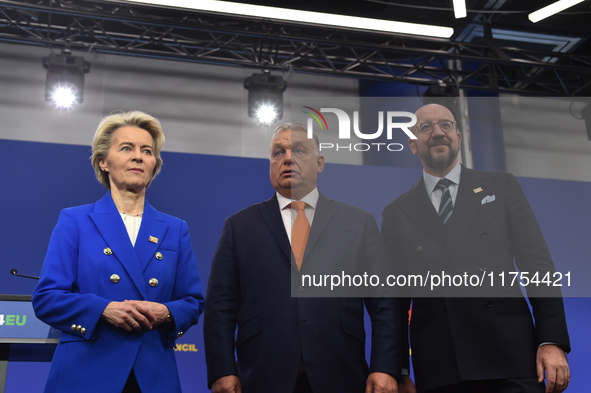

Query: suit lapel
304,193,337,259
397,178,447,245
443,166,494,264
258,195,291,262
89,193,147,297
134,200,169,273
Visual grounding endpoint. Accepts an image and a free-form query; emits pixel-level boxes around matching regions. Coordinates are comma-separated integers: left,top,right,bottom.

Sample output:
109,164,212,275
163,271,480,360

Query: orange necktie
290,201,310,271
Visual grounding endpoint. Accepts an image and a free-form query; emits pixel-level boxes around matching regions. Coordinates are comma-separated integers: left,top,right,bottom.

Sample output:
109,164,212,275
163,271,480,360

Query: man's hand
537,344,570,393
211,375,241,393
365,372,398,393
397,375,417,393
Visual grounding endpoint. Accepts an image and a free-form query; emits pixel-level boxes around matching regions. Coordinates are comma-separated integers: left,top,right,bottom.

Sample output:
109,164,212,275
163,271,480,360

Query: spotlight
51,86,78,109
255,104,280,125
244,69,287,124
43,50,90,108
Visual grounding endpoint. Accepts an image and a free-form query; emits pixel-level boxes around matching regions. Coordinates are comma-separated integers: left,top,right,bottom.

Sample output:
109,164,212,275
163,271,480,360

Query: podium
0,295,60,393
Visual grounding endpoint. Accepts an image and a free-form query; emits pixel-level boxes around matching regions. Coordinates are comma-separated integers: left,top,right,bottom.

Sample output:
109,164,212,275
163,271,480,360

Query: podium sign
1,295,59,392
0,295,60,344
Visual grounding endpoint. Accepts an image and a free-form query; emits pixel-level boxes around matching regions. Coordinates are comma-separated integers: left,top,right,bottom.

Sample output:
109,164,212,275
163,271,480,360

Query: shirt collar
423,162,462,196
277,187,319,210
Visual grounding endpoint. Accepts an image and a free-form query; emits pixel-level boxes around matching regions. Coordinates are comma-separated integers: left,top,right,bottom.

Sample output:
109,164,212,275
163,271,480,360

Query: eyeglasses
416,120,456,134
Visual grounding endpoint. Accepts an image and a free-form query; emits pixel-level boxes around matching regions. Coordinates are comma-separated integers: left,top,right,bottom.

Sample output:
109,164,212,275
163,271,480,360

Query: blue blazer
32,193,204,393
204,193,401,393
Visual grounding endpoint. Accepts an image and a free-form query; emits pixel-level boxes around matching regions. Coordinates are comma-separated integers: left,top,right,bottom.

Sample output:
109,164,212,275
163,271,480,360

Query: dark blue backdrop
1,138,589,392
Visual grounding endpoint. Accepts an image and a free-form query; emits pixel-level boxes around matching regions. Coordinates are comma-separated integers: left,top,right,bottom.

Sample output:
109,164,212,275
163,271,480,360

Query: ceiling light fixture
43,48,90,109
453,0,467,18
528,0,585,23
120,0,454,38
244,69,287,125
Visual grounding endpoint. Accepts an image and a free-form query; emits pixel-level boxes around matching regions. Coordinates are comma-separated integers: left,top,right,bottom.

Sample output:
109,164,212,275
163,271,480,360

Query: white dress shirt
276,188,319,244
422,162,462,212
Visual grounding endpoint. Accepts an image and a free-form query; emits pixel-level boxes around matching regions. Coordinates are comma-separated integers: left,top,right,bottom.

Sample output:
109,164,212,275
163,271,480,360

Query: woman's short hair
91,111,165,189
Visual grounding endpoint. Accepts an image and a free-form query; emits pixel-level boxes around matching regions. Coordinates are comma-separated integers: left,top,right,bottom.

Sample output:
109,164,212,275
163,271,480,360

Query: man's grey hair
272,122,320,155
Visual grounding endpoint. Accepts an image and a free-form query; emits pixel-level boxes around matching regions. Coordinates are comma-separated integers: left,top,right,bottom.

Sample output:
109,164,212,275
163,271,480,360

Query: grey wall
500,95,591,183
0,42,361,164
2,41,590,182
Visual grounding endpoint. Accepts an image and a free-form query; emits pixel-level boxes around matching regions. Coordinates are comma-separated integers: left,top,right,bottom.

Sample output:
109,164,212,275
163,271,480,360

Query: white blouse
119,212,142,246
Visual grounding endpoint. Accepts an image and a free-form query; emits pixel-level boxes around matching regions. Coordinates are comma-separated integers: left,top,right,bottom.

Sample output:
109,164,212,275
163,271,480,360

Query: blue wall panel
1,138,589,392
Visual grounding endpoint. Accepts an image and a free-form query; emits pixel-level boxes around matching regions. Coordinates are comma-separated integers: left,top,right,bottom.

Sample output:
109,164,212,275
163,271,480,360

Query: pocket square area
481,195,496,205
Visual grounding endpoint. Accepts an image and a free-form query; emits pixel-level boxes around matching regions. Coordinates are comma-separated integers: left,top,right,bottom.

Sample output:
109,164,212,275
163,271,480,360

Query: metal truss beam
1,0,591,96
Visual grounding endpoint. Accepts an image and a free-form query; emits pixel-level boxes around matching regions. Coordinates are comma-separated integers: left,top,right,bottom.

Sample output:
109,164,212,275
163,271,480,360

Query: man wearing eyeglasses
381,103,570,393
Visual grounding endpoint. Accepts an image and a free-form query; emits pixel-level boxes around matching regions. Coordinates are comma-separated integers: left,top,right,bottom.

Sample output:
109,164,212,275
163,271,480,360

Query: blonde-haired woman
33,111,204,393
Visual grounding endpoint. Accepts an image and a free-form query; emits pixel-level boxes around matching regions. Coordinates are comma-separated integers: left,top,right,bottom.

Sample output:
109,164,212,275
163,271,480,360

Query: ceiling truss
1,0,591,96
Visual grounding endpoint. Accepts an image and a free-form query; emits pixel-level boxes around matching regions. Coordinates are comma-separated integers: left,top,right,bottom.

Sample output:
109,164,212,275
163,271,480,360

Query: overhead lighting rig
42,47,90,109
121,0,454,38
244,69,288,125
529,0,585,23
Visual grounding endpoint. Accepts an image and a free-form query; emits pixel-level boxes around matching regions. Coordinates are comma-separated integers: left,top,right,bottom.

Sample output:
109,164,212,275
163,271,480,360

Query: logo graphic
174,343,199,352
303,106,417,152
0,314,27,326
302,106,329,130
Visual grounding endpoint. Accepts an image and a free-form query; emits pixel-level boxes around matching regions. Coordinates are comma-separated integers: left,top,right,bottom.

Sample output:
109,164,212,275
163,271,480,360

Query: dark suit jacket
381,166,570,393
32,193,204,393
204,193,400,393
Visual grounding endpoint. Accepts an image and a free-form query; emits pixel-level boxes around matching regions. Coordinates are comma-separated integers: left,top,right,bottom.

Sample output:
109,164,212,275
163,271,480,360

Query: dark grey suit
382,166,570,393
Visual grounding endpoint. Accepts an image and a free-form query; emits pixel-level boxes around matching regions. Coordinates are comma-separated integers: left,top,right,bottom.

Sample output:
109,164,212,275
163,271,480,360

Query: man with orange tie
204,123,401,393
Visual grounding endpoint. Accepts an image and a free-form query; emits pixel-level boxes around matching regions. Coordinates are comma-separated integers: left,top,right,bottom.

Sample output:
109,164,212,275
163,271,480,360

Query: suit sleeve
32,209,111,339
203,217,241,387
362,212,403,380
504,173,570,352
381,203,412,373
162,219,205,345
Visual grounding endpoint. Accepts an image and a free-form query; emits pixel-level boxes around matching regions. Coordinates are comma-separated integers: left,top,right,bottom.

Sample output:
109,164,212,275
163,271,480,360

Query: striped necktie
436,178,454,228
